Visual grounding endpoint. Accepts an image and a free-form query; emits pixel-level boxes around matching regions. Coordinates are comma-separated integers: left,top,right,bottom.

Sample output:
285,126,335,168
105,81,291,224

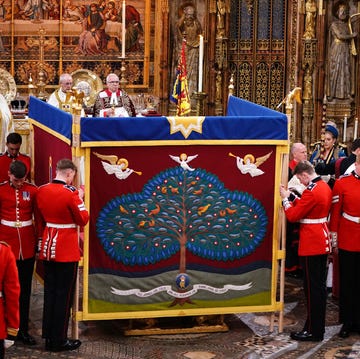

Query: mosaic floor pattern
6,276,360,359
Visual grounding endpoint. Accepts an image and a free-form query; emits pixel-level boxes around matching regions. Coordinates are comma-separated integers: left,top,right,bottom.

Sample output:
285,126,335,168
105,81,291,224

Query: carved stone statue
303,68,313,100
325,1,357,102
175,3,202,98
216,0,227,38
303,0,317,39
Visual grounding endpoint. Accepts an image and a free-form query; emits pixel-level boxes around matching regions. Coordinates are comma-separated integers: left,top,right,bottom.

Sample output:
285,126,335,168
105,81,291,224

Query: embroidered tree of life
97,167,268,302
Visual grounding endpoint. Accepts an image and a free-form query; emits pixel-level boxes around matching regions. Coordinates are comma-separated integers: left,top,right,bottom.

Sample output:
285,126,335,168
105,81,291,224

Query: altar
29,96,288,333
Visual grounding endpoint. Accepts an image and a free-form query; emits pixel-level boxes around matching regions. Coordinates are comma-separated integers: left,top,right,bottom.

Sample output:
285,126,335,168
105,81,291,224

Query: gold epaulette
310,141,321,148
338,143,348,149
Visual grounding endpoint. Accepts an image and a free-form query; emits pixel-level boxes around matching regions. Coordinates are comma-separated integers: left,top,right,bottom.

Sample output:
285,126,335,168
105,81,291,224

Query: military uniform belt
299,217,327,224
1,219,33,227
46,222,77,229
342,212,360,224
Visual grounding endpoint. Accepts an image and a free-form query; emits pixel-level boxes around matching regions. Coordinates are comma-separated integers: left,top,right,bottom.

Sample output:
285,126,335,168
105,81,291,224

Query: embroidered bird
138,221,147,228
149,204,160,216
119,205,128,214
169,153,198,171
198,204,211,215
226,207,237,214
169,185,179,194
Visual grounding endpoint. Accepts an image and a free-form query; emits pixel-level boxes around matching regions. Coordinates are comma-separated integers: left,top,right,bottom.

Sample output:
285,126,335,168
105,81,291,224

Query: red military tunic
283,177,332,256
0,242,20,339
36,180,89,262
0,181,38,260
329,172,360,251
289,159,298,173
0,152,31,183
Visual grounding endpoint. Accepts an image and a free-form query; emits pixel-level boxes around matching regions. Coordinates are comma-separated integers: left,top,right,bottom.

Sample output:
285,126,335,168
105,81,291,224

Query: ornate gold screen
0,0,150,92
228,0,287,110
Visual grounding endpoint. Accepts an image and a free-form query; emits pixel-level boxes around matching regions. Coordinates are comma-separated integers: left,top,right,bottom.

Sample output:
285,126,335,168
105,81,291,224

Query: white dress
0,94,14,153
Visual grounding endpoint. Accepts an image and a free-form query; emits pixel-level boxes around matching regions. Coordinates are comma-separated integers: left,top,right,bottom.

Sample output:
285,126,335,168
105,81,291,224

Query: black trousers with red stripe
41,260,78,343
16,257,35,333
300,254,328,337
338,249,360,330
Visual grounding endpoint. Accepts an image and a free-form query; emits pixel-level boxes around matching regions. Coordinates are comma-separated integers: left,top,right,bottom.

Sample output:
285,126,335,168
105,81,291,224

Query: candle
122,0,126,58
318,0,323,15
343,115,347,142
355,118,358,140
198,34,204,92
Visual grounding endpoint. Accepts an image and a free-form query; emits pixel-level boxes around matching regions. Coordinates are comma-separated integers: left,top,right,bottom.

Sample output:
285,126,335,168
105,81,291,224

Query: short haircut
59,73,72,84
6,132,22,145
291,142,306,155
293,160,315,175
56,158,77,172
9,160,27,178
351,138,360,152
106,73,119,83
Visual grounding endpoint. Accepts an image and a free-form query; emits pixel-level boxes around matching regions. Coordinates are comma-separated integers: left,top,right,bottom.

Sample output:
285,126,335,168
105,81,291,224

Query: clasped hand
279,184,290,199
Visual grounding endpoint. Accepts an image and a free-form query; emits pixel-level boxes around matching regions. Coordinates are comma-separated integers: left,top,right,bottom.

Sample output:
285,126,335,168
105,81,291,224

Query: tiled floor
6,276,360,358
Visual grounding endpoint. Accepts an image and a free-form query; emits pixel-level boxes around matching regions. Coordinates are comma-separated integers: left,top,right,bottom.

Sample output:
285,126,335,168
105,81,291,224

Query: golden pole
10,0,14,74
274,88,299,332
70,97,84,340
59,0,64,74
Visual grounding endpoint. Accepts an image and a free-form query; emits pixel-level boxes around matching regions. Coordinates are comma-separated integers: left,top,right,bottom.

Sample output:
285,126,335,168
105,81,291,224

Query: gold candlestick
119,59,128,88
28,72,37,97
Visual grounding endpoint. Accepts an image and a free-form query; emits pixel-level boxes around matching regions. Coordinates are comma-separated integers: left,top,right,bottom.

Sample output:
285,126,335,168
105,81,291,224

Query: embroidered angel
229,151,272,177
93,152,142,180
169,153,198,171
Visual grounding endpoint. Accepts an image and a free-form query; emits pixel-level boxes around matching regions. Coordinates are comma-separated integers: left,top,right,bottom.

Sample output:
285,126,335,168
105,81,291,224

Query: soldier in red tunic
35,159,89,352
0,241,20,359
280,161,332,342
0,133,31,183
329,154,360,338
0,160,38,346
